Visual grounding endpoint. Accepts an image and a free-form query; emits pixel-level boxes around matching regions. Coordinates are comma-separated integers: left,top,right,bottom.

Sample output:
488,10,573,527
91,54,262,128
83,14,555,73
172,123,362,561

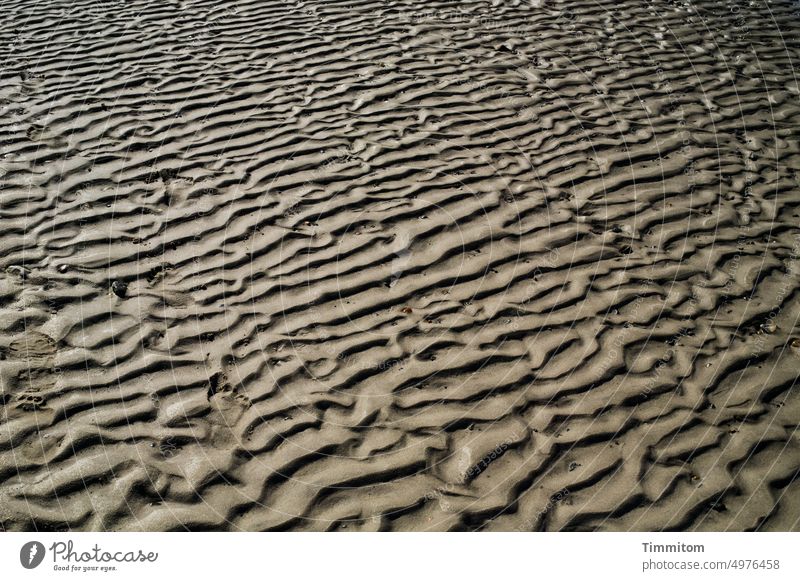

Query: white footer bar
1,533,796,580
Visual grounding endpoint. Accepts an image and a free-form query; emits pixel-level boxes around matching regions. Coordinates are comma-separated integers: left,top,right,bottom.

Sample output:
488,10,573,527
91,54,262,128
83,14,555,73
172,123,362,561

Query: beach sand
1,0,800,531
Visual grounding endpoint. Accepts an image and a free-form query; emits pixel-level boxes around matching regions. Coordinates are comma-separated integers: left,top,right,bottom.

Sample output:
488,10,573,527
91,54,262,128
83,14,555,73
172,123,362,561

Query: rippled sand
1,0,800,531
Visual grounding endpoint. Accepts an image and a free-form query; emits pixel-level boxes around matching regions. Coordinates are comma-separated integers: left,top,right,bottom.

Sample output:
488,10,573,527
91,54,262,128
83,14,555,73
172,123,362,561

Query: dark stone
111,280,128,298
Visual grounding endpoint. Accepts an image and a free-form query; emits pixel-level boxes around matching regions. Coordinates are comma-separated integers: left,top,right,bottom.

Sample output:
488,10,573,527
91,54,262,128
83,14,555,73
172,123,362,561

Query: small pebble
111,280,128,298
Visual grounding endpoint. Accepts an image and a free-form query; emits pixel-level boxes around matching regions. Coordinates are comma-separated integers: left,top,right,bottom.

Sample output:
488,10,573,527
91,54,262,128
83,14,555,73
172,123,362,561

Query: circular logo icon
20,541,45,569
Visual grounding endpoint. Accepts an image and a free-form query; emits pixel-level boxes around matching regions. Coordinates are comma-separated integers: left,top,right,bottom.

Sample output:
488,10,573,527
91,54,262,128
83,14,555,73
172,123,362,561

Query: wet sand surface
1,0,800,531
